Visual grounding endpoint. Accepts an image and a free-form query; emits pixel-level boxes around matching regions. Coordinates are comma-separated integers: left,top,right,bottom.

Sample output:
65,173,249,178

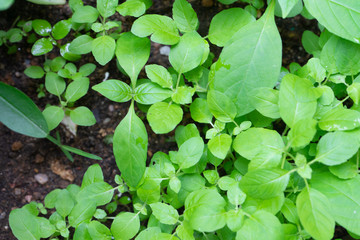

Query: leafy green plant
0,82,101,161
5,0,360,239
25,57,97,131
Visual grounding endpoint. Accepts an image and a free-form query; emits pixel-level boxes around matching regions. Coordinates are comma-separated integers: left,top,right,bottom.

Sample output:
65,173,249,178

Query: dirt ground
1,1,347,239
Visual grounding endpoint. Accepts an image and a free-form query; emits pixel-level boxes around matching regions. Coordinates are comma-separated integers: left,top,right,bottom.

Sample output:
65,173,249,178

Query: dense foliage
1,0,360,239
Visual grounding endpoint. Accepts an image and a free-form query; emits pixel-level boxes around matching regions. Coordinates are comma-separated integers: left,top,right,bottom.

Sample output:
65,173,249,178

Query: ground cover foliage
1,0,360,239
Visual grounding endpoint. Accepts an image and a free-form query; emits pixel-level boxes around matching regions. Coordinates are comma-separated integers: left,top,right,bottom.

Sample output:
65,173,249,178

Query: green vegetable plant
5,0,360,239
25,57,97,131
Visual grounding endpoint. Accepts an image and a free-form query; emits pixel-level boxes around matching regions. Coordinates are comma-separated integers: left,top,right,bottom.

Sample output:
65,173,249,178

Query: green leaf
73,6,99,23
136,227,162,240
312,171,360,235
169,31,207,73
213,2,282,116
176,137,204,169
92,80,132,103
52,20,72,40
303,0,360,43
134,82,172,104
150,202,179,225
145,64,173,89
171,86,195,104
32,19,51,36
281,198,299,224
77,182,114,206
277,0,301,18
50,57,66,72
97,0,118,18
287,118,317,149
42,105,64,131
240,168,289,199
131,14,180,45
296,187,335,240
60,43,81,61
9,208,40,240
0,82,49,138
117,0,146,17
69,35,94,55
236,210,284,240
92,35,115,66
190,98,213,124
79,63,96,77
207,89,237,122
208,134,231,159
147,102,183,134
172,0,199,33
175,123,200,147
279,74,318,127
81,164,104,188
88,221,112,239
31,38,53,56
137,168,161,204
111,212,140,240
55,189,75,217
319,107,360,131
65,78,89,102
301,30,321,55
316,131,360,166
113,103,148,187
184,188,226,232
70,106,96,126
68,200,97,227
233,128,284,170
320,35,338,74
45,72,66,96
249,87,280,119
116,32,150,83
24,66,44,79
208,8,255,47
176,221,194,240
61,145,102,160
37,218,56,238
348,83,360,105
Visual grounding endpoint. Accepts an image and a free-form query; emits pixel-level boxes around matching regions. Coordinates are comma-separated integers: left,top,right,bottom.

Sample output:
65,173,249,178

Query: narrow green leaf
134,82,172,104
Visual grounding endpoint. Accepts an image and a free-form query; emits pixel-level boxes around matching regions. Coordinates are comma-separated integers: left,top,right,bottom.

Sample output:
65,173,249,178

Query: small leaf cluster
25,57,97,130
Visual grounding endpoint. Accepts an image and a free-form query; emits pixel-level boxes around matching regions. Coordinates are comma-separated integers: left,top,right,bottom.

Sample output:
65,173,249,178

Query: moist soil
0,1,352,239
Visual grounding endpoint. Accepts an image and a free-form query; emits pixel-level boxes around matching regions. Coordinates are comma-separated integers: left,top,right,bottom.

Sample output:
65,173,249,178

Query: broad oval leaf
172,0,198,33
316,131,360,166
212,2,282,116
92,35,115,66
111,212,140,240
69,35,94,55
31,38,53,56
68,200,97,227
319,107,360,131
72,6,99,24
42,105,64,131
65,78,90,103
208,8,255,47
208,134,232,159
236,210,284,240
70,106,96,126
134,82,172,105
184,188,226,232
52,19,72,40
169,31,207,73
147,102,183,134
116,32,150,83
287,118,317,149
9,208,41,240
76,182,114,206
249,87,280,119
81,164,104,188
32,19,51,36
92,79,132,102
131,14,180,45
150,202,179,225
233,128,284,170
239,168,289,199
190,98,213,124
312,170,360,235
97,0,118,18
296,187,335,240
145,64,173,89
113,103,148,187
176,136,204,169
45,72,66,96
303,0,360,43
0,82,49,138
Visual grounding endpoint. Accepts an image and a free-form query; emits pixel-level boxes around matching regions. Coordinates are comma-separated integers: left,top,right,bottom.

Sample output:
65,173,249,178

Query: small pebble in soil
14,188,21,195
108,104,114,112
11,141,23,151
103,118,111,124
15,72,21,77
34,173,49,185
0,211,6,220
202,0,213,7
160,46,170,56
35,154,44,163
25,195,32,203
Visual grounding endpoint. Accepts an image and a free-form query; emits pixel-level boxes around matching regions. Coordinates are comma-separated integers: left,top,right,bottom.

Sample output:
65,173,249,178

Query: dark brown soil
0,1,348,239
